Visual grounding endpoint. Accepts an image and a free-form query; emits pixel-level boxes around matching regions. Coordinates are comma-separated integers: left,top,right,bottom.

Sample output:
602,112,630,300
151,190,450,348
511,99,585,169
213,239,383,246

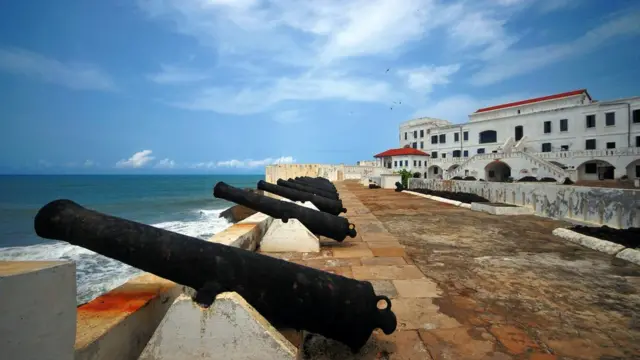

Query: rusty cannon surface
214,182,356,242
33,199,397,353
277,179,339,201
257,180,346,216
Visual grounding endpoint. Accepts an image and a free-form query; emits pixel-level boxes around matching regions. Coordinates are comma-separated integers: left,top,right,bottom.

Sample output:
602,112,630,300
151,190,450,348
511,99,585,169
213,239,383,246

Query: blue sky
0,0,639,174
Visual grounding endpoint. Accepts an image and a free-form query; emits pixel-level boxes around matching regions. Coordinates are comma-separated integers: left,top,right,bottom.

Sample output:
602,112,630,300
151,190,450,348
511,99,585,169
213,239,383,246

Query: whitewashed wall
409,178,640,229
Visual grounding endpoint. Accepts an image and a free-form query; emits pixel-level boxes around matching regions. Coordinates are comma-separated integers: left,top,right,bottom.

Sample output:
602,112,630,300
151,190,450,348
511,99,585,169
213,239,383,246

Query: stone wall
265,164,391,183
409,179,640,229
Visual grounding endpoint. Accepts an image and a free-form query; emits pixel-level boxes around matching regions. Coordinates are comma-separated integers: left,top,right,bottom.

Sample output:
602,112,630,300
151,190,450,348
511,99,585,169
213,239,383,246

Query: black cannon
33,200,397,353
295,176,337,193
257,180,346,216
214,182,355,241
287,177,339,195
395,182,404,192
278,179,339,201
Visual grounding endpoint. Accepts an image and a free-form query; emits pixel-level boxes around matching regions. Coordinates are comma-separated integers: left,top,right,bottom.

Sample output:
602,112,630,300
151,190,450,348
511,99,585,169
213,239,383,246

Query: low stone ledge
403,190,465,208
470,202,534,216
552,228,626,255
209,211,273,251
1,261,76,360
615,248,640,266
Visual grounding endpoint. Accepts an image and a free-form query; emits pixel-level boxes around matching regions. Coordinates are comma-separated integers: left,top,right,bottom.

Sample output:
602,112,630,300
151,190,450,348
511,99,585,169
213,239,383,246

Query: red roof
374,148,430,158
474,89,591,113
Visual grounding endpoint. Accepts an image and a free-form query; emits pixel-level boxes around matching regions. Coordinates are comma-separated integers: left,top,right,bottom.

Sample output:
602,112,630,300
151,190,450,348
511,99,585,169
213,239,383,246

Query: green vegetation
394,169,413,188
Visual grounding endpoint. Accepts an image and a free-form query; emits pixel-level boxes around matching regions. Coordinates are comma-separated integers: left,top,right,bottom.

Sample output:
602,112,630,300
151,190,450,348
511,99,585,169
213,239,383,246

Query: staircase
500,136,516,153
513,136,528,152
517,151,568,181
445,150,569,182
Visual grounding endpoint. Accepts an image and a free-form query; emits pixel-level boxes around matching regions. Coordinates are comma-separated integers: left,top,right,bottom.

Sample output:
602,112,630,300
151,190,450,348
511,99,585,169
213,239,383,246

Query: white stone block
0,261,76,360
615,248,640,266
552,228,626,255
260,198,320,252
139,293,298,360
471,202,534,215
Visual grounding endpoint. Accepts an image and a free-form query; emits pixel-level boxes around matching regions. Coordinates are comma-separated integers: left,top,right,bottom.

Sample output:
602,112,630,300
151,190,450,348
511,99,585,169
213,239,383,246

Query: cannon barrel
33,199,396,352
278,179,339,201
214,182,355,241
256,180,346,216
294,177,337,193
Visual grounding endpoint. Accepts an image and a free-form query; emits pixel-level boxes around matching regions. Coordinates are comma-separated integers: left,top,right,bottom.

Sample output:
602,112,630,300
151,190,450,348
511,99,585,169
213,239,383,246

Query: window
412,142,417,149
478,130,497,144
453,150,461,157
463,150,469,157
586,115,596,128
515,125,523,141
585,163,597,174
439,134,446,143
442,153,446,159
463,131,469,141
404,160,408,167
605,112,615,126
420,130,424,138
414,130,418,138
636,136,640,147
517,110,521,114
542,143,552,152
585,139,596,150
418,160,422,167
413,160,417,166
543,121,551,134
420,141,424,149
431,152,438,158
560,119,568,132
606,142,615,149
477,148,485,154
637,165,640,178
454,133,460,142
404,132,407,140
488,170,495,177
394,161,397,167
633,109,640,123
561,145,569,151
431,135,438,144
433,167,439,175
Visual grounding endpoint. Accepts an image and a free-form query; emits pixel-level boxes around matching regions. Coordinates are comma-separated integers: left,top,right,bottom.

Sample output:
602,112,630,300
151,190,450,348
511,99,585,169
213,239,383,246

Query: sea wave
0,207,231,304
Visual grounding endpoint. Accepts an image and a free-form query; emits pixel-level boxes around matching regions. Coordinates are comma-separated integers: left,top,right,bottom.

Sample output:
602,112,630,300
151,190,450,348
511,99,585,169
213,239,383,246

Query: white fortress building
372,89,640,183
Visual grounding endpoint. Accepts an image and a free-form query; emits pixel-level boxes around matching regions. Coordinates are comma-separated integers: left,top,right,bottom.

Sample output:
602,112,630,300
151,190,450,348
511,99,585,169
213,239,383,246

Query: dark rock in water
410,188,489,203
570,225,639,249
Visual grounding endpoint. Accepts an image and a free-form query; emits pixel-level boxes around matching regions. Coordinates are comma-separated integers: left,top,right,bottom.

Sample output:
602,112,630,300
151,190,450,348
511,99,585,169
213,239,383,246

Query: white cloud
397,64,460,94
216,156,296,168
147,64,210,84
83,160,94,167
188,161,217,169
115,150,155,168
155,158,176,168
470,10,640,86
172,71,394,115
0,47,116,91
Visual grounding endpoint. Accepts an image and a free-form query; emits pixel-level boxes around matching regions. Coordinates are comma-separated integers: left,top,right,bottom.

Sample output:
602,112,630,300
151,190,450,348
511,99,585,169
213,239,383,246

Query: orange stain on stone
78,290,162,314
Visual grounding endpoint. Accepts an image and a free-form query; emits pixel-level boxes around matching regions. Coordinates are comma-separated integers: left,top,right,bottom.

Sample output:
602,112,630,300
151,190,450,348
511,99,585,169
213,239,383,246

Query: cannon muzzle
257,180,346,216
214,182,355,241
34,199,396,352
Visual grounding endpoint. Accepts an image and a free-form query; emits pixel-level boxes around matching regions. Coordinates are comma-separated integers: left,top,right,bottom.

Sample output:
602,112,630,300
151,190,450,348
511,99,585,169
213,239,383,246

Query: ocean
0,174,263,304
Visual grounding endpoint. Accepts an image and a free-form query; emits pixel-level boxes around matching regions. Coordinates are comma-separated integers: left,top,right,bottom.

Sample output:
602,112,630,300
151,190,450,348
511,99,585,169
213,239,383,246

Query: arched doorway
427,165,443,179
626,159,640,179
577,160,615,181
484,160,511,182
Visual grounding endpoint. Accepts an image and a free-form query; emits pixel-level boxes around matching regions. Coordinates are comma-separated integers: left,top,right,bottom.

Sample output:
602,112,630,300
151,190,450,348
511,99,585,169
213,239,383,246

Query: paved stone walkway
263,181,640,359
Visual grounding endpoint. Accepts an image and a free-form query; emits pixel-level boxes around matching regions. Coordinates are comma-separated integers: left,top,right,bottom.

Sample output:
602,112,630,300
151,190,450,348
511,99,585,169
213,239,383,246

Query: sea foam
0,207,231,304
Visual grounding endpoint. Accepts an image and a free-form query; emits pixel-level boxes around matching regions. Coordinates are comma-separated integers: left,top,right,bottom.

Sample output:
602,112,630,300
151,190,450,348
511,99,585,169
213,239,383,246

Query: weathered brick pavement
263,180,640,359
